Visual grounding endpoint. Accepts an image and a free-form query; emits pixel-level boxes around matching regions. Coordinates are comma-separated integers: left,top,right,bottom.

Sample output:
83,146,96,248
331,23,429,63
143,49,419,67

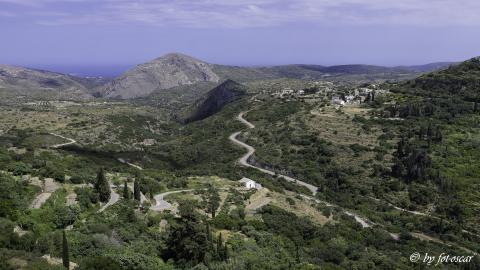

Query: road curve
230,111,480,252
229,112,318,195
230,112,378,228
151,190,193,212
97,185,120,213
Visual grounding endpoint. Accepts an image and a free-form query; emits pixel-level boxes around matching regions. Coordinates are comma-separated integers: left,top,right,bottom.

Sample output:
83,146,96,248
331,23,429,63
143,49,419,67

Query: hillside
93,53,456,99
96,53,220,99
185,79,246,122
0,65,93,100
393,56,480,99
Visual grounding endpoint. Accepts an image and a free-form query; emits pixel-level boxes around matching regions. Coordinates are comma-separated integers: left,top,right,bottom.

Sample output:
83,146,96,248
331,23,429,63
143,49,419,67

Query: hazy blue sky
1,0,479,76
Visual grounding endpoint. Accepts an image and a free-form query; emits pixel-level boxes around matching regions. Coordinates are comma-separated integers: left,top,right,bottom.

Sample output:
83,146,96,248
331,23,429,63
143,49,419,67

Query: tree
164,201,208,266
391,158,404,178
203,185,220,218
133,179,141,202
95,168,110,203
123,181,130,200
62,230,69,269
216,233,223,260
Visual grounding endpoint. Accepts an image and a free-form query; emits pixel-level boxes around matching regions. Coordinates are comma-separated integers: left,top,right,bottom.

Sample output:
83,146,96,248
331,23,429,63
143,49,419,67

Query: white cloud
2,0,480,28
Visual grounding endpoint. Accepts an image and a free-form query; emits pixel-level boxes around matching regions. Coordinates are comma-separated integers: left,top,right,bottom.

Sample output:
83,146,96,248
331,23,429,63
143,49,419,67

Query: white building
331,96,345,106
239,177,262,190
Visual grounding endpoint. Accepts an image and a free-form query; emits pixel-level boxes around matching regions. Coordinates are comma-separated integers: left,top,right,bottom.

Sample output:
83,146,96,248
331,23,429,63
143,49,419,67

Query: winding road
229,111,373,228
229,111,480,254
229,112,318,195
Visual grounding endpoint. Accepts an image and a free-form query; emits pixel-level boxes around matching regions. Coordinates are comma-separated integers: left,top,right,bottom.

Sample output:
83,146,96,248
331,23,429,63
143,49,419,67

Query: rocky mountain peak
98,53,220,99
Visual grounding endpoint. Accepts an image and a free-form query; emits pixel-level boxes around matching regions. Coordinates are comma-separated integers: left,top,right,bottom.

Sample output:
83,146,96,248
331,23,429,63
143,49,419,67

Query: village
270,80,389,107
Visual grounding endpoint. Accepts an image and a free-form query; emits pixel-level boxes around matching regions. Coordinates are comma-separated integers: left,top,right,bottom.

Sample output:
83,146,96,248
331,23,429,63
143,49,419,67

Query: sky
0,0,480,76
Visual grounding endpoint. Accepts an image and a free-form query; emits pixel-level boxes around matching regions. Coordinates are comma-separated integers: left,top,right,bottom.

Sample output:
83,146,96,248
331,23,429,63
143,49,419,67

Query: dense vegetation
1,58,479,269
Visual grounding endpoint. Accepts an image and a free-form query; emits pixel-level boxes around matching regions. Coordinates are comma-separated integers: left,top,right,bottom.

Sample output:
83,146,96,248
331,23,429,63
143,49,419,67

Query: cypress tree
223,242,228,260
206,222,212,242
134,179,141,201
216,233,223,260
123,181,130,199
96,168,111,203
62,230,69,269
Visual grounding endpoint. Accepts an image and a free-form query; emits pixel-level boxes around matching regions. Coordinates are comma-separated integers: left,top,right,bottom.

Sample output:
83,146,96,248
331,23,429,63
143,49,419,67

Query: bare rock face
98,53,220,99
0,65,92,99
185,79,246,122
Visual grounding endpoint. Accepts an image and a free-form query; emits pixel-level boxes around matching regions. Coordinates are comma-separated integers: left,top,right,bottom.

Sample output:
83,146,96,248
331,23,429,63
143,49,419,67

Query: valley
0,53,479,270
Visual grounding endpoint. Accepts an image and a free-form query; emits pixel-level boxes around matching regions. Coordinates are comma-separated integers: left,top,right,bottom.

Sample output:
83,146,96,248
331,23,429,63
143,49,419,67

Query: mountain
96,53,220,99
393,57,480,100
0,54,461,101
399,62,457,73
184,79,246,122
0,65,93,100
97,53,445,99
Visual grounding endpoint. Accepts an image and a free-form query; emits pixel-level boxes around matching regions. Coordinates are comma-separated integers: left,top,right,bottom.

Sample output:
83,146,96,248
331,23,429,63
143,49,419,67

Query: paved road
230,112,318,195
151,190,193,211
49,133,76,148
229,112,375,227
97,185,120,213
230,111,480,252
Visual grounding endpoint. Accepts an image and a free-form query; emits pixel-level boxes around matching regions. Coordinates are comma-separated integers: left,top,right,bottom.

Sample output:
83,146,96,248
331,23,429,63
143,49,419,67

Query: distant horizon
1,53,468,78
1,1,480,77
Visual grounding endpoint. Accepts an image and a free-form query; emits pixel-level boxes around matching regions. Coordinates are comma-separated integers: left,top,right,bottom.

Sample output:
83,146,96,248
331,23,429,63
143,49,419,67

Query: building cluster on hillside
331,84,388,107
269,81,388,107
271,81,335,98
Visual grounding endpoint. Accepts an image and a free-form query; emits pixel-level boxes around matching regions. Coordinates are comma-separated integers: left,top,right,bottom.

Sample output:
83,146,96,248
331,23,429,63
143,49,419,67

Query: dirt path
367,196,480,238
49,133,76,148
41,254,77,270
118,158,143,170
30,178,60,209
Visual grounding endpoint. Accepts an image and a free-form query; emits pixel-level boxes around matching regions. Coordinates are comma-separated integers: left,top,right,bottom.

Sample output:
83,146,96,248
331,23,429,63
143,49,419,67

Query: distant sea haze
30,64,134,78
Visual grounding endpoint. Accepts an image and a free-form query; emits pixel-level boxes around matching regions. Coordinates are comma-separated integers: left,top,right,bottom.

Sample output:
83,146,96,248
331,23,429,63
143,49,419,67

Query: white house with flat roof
239,177,262,190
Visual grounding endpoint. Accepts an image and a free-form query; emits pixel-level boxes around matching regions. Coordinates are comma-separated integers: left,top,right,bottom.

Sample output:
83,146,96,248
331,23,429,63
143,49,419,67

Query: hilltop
95,53,220,99
393,56,480,99
0,65,94,100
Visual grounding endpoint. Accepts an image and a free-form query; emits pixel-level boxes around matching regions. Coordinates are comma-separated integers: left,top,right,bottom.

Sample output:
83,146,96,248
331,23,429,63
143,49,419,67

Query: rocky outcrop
185,79,246,122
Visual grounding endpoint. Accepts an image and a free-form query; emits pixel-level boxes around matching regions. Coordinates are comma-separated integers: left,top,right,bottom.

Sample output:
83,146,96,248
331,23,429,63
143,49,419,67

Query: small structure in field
239,177,262,190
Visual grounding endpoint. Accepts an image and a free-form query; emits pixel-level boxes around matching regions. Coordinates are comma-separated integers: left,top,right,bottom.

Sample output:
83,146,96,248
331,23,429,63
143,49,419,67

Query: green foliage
74,187,98,210
77,257,120,270
133,179,140,202
123,181,130,200
0,172,36,220
62,230,69,269
164,201,210,267
202,185,220,218
95,168,110,203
